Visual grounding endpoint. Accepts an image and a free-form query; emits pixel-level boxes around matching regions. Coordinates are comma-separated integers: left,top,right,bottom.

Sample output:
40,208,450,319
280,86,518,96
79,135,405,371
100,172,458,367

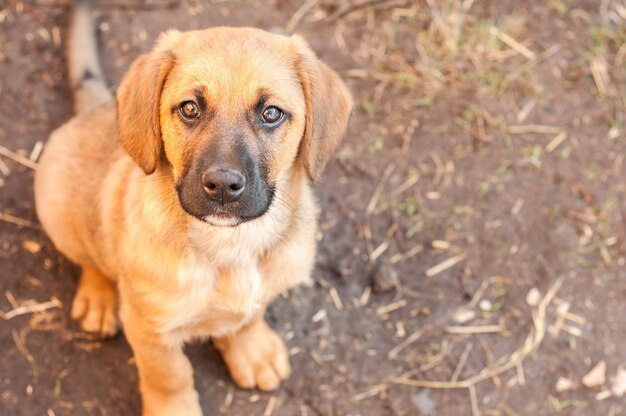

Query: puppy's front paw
71,268,119,337
214,319,291,391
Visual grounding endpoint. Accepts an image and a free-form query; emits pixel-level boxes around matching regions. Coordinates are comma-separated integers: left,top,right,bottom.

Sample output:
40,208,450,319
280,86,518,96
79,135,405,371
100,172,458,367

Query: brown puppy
34,3,352,415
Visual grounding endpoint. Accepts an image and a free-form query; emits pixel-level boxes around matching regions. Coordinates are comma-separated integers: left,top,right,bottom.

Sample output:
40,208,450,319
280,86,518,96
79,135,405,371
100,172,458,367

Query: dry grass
336,0,544,100
303,0,626,413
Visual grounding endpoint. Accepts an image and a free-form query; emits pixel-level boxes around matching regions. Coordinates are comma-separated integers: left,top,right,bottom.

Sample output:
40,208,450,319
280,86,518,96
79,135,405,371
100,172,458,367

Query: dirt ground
1,0,625,415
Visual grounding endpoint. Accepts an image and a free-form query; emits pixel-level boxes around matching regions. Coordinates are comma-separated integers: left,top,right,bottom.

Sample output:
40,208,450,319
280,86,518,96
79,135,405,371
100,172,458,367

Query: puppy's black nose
202,169,245,204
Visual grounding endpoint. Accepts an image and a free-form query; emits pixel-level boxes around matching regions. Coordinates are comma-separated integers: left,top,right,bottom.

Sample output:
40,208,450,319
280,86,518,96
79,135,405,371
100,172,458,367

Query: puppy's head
116,28,352,226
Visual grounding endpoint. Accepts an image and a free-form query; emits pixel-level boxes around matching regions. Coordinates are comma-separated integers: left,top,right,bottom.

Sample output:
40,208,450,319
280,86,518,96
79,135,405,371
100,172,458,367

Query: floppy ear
292,35,353,182
116,50,176,174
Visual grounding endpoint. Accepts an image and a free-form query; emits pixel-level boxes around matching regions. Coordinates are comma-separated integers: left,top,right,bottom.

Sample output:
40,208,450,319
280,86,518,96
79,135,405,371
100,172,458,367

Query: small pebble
610,365,626,397
22,240,41,254
556,376,574,392
526,287,541,307
311,309,326,323
452,308,476,324
479,299,492,312
432,240,450,249
43,258,53,270
582,360,607,388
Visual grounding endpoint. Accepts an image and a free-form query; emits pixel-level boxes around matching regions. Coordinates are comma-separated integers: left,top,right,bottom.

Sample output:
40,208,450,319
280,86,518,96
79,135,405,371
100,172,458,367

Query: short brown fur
35,26,352,416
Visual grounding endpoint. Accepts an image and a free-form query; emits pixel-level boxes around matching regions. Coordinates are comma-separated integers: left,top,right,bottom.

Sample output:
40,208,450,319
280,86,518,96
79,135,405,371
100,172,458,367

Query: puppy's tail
68,0,111,115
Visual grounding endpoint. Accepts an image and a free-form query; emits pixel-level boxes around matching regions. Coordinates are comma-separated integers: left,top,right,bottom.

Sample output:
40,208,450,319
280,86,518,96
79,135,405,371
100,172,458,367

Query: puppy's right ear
116,50,176,174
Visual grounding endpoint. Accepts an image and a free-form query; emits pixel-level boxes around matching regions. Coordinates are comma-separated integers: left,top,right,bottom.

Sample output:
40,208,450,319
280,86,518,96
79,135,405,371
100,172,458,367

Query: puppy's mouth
202,213,244,227
175,182,274,227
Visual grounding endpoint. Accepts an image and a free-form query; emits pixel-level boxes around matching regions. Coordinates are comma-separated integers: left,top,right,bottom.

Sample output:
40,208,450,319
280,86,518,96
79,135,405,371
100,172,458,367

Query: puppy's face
117,28,352,226
160,30,306,225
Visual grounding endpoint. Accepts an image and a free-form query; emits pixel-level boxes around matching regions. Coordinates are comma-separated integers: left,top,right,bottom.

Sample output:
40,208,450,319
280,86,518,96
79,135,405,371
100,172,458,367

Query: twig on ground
359,286,372,306
451,342,474,382
516,100,536,122
387,324,432,359
398,340,450,378
502,44,561,89
477,337,502,386
365,162,396,219
392,276,564,389
12,328,38,381
425,252,467,277
509,125,562,135
389,244,424,264
545,131,568,153
0,158,10,175
0,145,38,170
489,26,536,60
377,299,407,316
364,161,397,262
30,141,44,162
329,0,398,21
445,324,504,335
2,297,62,320
263,396,277,416
516,361,525,386
285,0,318,33
351,384,387,402
467,279,490,308
469,385,480,416
589,57,609,97
0,212,41,229
6,291,19,308
329,287,343,311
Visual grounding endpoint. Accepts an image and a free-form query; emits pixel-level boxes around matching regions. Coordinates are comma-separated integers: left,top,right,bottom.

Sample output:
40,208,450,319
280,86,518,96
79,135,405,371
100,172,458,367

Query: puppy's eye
261,106,284,126
179,101,200,120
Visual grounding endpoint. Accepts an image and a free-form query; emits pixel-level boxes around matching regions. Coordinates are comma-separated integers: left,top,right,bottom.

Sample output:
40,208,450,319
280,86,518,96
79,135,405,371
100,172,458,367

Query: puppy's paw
71,268,119,338
215,319,291,391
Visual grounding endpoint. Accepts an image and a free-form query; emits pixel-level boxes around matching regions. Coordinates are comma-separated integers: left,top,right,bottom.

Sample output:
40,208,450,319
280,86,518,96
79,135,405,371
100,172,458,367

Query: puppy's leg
71,267,119,337
214,314,290,391
123,311,202,416
214,210,317,391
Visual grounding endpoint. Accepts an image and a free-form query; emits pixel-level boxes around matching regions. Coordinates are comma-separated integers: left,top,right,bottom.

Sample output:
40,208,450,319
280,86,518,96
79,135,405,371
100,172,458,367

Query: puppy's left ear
292,35,353,182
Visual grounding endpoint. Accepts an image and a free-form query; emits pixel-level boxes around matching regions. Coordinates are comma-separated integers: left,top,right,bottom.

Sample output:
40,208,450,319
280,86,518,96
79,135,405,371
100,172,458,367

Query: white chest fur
134,182,297,339
158,213,285,339
160,251,267,339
